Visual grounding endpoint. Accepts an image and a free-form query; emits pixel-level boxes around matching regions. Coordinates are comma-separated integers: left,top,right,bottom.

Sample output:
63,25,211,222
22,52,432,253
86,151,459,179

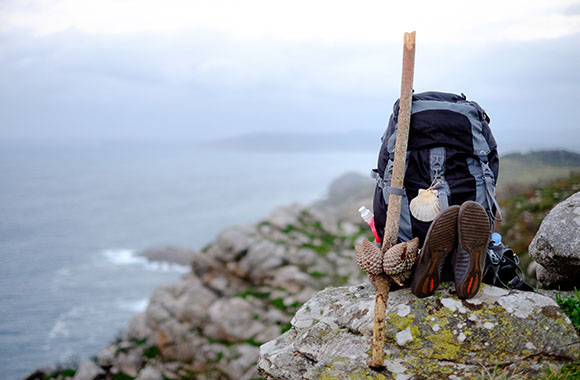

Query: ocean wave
101,249,190,273
117,298,149,313
44,305,102,353
46,305,87,344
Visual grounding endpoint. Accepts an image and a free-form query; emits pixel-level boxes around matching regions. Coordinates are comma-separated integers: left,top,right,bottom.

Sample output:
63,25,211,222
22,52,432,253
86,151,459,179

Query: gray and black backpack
372,91,501,245
371,91,532,291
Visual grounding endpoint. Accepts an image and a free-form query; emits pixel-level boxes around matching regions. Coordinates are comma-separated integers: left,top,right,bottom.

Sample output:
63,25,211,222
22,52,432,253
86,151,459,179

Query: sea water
0,140,376,379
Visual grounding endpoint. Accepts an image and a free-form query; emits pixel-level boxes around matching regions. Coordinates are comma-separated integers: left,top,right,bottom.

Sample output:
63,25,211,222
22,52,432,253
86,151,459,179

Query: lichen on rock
258,283,580,380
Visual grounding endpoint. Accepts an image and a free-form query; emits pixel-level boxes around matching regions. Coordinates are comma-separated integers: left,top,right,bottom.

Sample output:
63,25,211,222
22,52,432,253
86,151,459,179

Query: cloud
2,0,580,43
0,2,579,152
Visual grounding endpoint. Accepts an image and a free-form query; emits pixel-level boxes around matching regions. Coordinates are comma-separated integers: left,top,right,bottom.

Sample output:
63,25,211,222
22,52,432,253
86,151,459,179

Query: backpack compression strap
429,147,450,212
371,154,414,242
479,156,503,222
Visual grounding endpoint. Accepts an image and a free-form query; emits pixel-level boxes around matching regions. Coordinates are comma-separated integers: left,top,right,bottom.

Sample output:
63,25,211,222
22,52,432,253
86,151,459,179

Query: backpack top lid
383,91,497,158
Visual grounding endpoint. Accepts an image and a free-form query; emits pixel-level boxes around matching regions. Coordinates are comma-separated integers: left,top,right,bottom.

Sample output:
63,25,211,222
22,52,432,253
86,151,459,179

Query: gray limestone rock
145,278,216,343
73,361,104,380
238,240,288,280
536,263,573,290
216,344,260,380
123,312,152,341
96,345,116,368
267,204,304,229
205,298,266,341
136,366,163,380
114,350,142,378
312,172,374,224
529,191,580,289
138,246,195,266
268,266,316,293
258,283,580,380
210,225,258,262
327,172,373,198
23,367,54,380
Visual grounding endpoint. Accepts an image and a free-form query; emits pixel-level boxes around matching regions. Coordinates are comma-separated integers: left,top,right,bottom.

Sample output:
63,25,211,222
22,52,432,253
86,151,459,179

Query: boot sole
455,201,490,299
411,205,459,298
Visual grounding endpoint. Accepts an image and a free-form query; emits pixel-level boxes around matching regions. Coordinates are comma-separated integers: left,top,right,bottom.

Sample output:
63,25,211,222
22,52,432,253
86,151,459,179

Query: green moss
60,369,76,377
113,373,136,380
180,367,232,380
309,271,328,278
280,323,292,334
143,345,161,359
45,368,77,379
207,336,234,347
269,297,299,313
130,337,148,346
301,243,331,256
331,274,350,287
281,224,297,233
238,289,271,299
246,337,264,347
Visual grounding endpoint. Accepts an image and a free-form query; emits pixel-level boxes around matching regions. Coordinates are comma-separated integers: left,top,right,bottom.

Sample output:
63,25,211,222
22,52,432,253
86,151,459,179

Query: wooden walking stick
368,31,416,368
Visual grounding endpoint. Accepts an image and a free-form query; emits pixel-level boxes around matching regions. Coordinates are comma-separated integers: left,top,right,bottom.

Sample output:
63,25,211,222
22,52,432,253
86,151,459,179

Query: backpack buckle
487,236,505,265
371,169,385,189
480,160,493,179
487,248,502,265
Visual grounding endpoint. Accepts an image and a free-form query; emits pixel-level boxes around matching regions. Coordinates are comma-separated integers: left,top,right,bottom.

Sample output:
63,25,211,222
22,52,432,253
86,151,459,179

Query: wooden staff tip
404,31,416,50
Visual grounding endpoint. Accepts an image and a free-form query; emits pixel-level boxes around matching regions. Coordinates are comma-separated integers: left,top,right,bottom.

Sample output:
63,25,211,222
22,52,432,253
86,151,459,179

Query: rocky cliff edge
258,283,580,380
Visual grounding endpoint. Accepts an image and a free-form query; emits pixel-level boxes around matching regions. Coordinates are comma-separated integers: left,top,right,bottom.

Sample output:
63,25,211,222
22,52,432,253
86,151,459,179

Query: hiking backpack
371,91,501,246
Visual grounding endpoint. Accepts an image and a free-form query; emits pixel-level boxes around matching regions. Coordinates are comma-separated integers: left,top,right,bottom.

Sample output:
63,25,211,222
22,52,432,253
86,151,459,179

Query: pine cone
383,238,419,281
355,239,384,275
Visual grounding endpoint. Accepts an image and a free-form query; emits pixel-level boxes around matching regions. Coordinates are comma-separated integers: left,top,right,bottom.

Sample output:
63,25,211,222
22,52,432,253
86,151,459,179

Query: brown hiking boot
411,205,460,298
453,201,491,299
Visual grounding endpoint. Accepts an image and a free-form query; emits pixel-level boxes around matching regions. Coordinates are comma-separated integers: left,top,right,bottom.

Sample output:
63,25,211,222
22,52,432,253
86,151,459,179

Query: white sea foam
118,298,149,312
44,305,101,353
47,320,70,340
46,305,85,342
102,249,190,273
102,249,143,265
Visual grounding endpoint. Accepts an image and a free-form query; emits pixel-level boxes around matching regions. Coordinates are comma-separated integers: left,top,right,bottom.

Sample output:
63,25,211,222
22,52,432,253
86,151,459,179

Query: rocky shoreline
25,173,375,380
25,173,580,380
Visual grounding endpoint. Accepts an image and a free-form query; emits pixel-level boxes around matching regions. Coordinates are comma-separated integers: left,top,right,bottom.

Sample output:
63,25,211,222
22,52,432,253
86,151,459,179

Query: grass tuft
555,287,580,334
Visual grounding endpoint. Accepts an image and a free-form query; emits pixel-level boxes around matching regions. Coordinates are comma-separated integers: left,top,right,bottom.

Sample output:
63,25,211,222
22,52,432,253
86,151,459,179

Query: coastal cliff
25,168,580,380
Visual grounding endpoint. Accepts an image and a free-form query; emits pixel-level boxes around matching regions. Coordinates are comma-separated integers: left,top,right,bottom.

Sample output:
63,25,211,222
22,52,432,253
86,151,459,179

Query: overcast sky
1,0,579,151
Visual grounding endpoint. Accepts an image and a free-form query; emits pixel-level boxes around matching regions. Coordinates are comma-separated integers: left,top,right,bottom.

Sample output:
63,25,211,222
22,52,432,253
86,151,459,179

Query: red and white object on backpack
358,206,381,244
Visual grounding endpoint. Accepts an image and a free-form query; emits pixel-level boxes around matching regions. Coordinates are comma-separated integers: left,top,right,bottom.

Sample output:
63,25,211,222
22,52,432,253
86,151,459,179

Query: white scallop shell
409,189,440,222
